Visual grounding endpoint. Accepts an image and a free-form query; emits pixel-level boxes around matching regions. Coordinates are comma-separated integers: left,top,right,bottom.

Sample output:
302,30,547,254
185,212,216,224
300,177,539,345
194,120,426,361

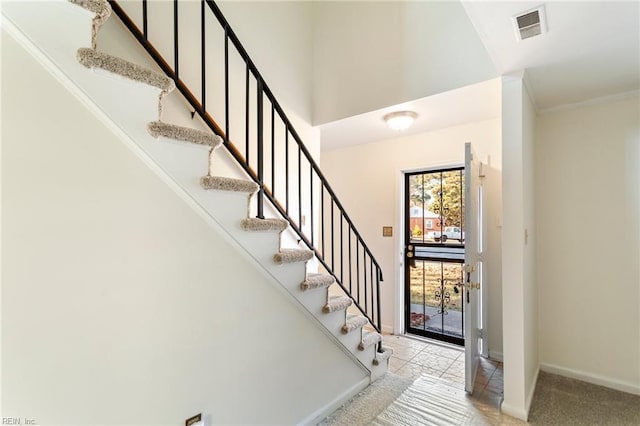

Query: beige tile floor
383,333,505,409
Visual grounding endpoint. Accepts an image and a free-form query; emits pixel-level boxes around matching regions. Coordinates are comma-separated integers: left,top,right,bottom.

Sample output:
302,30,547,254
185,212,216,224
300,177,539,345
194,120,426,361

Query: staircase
3,0,391,395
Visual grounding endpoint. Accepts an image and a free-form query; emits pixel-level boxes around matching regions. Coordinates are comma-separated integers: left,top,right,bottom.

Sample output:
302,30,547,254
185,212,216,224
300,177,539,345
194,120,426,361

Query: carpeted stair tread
359,330,382,351
241,218,288,232
200,175,259,193
147,121,222,147
342,314,369,334
77,48,175,92
69,0,110,15
273,249,314,264
300,273,335,291
372,347,394,365
322,296,353,313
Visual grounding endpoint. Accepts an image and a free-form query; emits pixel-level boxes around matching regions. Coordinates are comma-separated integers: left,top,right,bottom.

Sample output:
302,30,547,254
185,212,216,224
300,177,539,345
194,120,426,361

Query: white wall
320,118,503,355
536,94,640,394
107,0,320,249
1,29,366,425
217,0,314,125
118,0,315,129
500,74,538,420
312,0,497,125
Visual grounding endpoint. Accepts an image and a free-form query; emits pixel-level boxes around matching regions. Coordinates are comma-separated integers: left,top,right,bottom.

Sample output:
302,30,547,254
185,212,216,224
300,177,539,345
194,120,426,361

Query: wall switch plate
382,226,393,237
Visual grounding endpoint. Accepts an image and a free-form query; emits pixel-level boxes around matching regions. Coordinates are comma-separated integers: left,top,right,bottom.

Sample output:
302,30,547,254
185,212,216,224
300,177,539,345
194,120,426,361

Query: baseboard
489,350,503,362
300,376,370,425
381,324,394,334
540,362,640,396
500,401,528,421
525,365,540,416
500,364,539,421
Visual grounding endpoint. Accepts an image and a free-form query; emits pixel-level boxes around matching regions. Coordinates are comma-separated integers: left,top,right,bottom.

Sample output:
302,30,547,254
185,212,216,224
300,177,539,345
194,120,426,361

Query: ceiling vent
513,6,547,41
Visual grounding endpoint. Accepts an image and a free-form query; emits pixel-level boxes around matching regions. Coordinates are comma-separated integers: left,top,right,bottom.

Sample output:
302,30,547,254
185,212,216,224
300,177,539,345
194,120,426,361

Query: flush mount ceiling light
383,111,418,131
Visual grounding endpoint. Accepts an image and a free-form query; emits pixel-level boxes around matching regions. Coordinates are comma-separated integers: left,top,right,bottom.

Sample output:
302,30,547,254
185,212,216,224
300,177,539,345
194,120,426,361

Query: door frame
402,167,467,346
394,163,464,336
394,161,489,352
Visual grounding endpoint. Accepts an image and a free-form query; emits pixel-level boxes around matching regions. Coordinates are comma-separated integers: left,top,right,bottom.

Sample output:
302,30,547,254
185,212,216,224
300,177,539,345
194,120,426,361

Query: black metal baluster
142,0,148,40
271,105,275,196
356,239,360,304
245,64,249,163
256,78,264,219
340,212,344,285
376,267,381,332
331,200,335,271
321,185,325,259
224,26,229,143
173,0,178,79
310,171,314,245
200,0,205,112
298,144,302,228
285,127,289,214
348,227,352,293
364,248,368,315
370,257,374,325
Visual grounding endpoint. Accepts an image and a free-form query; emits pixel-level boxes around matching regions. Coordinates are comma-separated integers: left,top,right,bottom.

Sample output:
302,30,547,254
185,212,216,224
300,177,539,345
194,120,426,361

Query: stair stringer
1,0,388,385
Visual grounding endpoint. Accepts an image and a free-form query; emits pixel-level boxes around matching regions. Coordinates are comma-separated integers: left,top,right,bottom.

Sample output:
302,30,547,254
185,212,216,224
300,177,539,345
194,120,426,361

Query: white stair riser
297,289,329,317
340,329,363,353
318,309,348,337
354,343,378,367
370,360,388,381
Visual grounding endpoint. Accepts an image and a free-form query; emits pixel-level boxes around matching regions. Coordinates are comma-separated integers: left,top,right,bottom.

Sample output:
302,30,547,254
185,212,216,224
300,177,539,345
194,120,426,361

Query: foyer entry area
384,334,503,404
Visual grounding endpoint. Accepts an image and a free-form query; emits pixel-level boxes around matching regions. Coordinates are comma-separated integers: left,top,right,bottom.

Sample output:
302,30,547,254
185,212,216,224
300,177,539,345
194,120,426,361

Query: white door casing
464,142,484,393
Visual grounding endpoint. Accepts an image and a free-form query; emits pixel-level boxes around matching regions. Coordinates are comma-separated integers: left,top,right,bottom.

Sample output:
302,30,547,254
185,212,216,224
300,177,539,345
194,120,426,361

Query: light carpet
528,371,640,425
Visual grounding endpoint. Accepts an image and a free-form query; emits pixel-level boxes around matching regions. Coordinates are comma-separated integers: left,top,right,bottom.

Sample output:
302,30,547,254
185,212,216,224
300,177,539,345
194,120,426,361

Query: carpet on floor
528,371,640,426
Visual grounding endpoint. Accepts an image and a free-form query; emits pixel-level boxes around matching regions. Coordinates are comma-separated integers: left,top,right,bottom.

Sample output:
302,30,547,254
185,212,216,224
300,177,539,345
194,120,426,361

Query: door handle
405,244,416,267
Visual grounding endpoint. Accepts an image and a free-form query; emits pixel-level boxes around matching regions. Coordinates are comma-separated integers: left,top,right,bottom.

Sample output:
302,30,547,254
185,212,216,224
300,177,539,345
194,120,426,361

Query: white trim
522,70,539,112
537,89,640,115
299,376,370,426
500,401,528,421
489,350,503,362
540,362,640,396
393,169,405,335
525,365,540,417
500,365,539,421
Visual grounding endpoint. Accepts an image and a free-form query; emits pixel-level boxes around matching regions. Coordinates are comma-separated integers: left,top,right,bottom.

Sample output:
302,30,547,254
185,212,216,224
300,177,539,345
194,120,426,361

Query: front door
404,168,466,346
464,142,484,393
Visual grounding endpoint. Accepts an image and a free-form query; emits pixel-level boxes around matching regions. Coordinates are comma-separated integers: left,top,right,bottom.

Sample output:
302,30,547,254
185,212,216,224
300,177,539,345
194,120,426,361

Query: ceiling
320,78,501,151
320,0,639,151
462,0,640,110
